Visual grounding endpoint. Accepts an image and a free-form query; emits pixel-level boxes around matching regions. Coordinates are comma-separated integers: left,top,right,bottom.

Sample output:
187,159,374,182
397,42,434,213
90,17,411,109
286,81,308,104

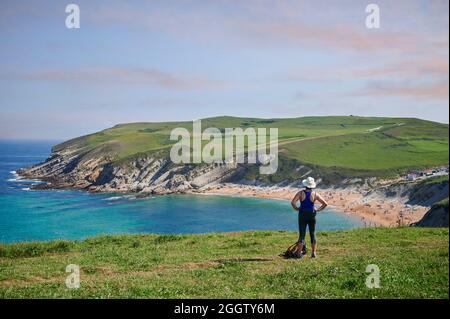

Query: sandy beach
193,183,429,227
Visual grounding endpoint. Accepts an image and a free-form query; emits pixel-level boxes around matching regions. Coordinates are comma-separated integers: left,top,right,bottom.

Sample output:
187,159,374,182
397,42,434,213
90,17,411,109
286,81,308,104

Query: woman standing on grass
291,177,328,258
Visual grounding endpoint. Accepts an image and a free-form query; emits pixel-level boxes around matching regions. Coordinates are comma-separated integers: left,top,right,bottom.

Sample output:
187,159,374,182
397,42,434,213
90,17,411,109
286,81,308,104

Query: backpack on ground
280,242,307,259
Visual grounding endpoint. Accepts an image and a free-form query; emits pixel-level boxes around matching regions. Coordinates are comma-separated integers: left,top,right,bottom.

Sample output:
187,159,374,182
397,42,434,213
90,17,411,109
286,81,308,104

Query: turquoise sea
0,141,363,243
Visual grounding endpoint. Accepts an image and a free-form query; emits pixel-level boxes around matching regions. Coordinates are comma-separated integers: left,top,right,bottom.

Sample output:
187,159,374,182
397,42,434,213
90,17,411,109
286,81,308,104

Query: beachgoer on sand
290,177,328,258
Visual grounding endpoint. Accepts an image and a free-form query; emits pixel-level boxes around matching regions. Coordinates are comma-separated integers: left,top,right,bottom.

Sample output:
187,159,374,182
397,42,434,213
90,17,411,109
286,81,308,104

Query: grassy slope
418,175,449,186
281,118,449,170
282,132,448,170
433,198,449,210
54,116,449,179
0,228,448,299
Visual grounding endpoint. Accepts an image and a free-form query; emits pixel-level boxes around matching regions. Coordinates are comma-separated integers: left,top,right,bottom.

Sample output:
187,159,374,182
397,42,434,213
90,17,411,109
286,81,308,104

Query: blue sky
0,0,448,139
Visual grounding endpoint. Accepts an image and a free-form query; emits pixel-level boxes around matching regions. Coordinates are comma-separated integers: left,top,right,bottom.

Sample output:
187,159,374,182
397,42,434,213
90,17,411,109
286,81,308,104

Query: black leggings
298,210,317,244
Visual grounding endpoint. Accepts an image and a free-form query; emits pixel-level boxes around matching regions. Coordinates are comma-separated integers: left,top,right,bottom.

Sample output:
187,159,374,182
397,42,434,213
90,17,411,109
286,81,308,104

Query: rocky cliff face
414,199,449,227
17,144,244,194
372,178,449,207
18,140,449,209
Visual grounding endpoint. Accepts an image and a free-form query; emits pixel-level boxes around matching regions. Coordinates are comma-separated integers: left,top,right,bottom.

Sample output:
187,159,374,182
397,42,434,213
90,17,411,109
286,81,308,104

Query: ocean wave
3,155,46,158
104,196,123,201
103,195,138,201
22,188,31,191
7,170,19,182
7,170,19,181
7,178,42,184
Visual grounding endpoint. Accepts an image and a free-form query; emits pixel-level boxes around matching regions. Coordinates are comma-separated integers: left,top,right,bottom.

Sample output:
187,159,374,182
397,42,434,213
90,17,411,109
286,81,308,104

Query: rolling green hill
0,228,448,298
54,116,448,181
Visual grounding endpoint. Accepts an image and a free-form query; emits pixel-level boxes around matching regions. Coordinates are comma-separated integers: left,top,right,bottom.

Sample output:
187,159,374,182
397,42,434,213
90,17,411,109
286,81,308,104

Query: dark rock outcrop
414,199,449,228
372,177,449,207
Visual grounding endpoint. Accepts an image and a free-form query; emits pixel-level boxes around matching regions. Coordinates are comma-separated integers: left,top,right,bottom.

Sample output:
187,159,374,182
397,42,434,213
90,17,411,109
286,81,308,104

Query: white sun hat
302,177,317,189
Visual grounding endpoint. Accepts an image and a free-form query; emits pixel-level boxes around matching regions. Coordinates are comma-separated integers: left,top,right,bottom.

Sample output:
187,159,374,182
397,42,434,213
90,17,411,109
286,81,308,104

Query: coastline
192,183,429,227
15,169,429,227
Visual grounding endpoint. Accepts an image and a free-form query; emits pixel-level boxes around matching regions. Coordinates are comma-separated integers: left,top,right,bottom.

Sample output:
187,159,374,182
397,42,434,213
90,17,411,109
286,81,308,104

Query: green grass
418,175,449,186
281,132,449,171
54,116,449,179
433,198,449,210
0,228,448,299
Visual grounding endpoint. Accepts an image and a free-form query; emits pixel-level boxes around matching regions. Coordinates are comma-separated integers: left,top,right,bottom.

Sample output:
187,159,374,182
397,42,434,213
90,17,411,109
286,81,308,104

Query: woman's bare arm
314,192,328,212
291,191,301,211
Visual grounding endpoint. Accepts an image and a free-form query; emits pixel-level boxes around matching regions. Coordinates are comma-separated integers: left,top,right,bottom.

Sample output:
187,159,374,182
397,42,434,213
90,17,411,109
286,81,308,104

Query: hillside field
54,116,449,180
0,227,448,299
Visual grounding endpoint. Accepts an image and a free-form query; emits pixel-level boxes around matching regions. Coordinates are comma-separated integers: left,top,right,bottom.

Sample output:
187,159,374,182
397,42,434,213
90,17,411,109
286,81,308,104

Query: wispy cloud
83,0,447,56
11,66,227,90
278,57,449,82
354,58,449,78
356,81,449,100
278,55,449,102
245,22,444,55
1,0,449,139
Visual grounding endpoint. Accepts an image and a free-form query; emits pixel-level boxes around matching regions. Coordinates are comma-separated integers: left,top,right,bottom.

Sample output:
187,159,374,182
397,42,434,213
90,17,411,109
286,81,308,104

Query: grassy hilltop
54,116,449,182
0,227,448,299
